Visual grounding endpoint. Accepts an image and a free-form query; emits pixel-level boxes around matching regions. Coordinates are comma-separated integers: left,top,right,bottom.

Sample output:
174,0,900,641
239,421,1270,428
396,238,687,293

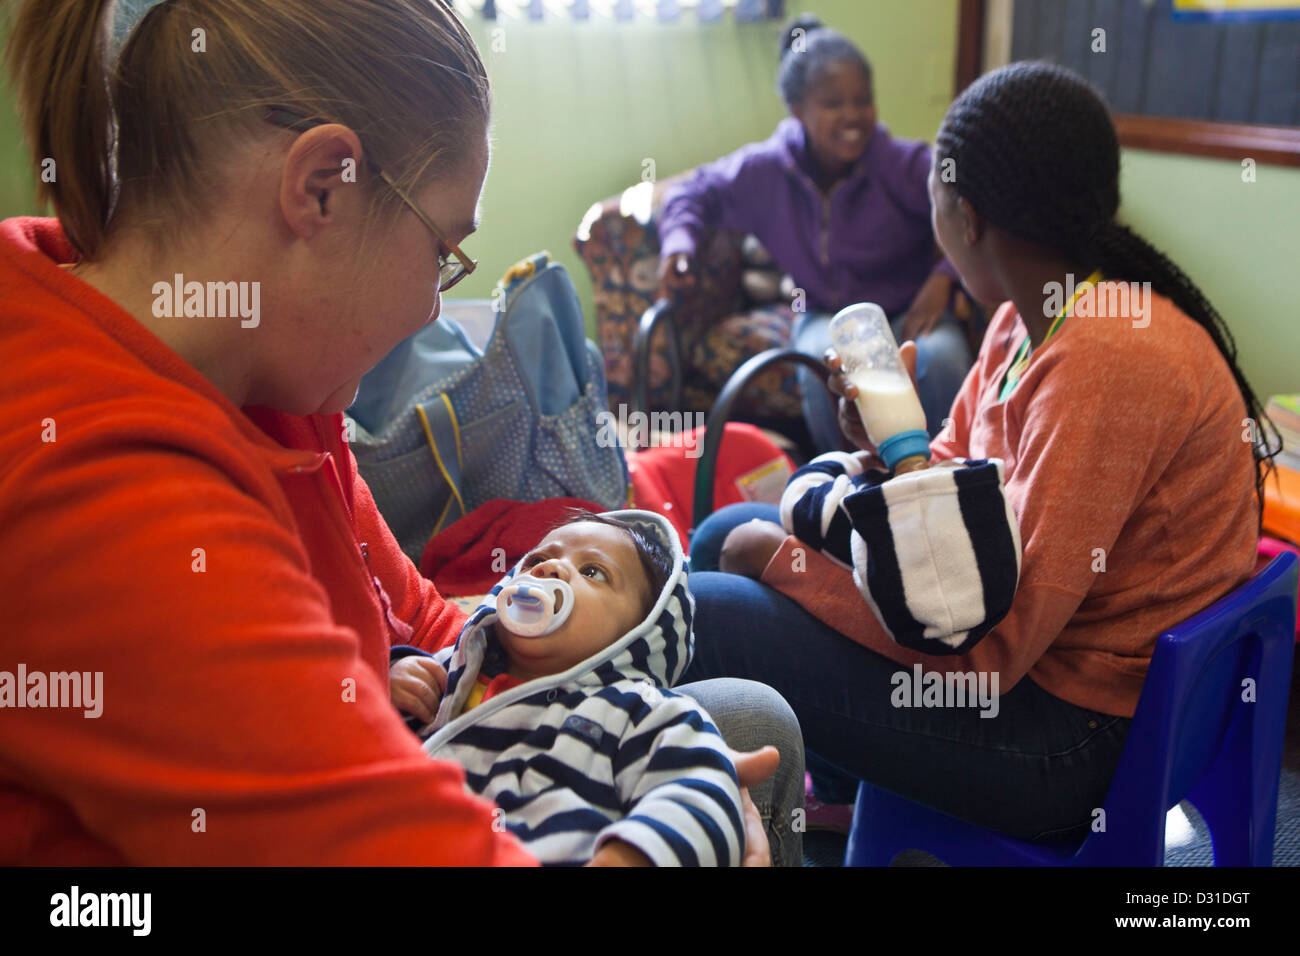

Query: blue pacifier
496,574,574,637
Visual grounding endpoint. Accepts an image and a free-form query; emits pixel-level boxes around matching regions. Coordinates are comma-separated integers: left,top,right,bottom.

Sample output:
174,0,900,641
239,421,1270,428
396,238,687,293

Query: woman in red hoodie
0,0,793,866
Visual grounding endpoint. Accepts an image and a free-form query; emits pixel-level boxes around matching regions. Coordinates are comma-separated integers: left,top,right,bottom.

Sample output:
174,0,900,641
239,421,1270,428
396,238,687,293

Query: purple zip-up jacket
659,117,958,316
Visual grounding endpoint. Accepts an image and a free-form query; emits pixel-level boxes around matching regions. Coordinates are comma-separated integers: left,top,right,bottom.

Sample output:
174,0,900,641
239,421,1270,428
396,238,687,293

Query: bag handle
415,393,467,535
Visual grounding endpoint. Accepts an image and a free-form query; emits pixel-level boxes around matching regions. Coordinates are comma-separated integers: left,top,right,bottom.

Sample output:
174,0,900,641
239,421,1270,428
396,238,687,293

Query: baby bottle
496,574,574,637
828,302,930,474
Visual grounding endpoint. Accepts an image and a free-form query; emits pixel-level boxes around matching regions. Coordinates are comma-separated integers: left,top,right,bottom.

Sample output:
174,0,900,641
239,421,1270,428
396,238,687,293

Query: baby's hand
719,519,788,579
389,656,447,724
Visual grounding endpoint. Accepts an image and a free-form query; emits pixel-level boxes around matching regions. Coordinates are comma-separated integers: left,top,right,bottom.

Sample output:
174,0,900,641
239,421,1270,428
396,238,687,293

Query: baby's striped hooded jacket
780,452,1022,654
416,510,744,866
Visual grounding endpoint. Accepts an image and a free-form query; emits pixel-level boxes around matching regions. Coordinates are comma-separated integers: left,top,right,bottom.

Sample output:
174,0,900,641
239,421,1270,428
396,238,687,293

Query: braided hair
935,61,1278,529
777,13,871,107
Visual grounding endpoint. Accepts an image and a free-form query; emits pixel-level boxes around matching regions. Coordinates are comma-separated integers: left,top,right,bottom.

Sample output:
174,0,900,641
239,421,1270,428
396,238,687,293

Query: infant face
495,522,653,681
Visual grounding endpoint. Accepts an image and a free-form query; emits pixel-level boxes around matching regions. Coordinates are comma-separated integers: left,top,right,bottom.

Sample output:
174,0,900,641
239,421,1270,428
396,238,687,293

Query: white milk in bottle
848,368,927,446
828,303,930,473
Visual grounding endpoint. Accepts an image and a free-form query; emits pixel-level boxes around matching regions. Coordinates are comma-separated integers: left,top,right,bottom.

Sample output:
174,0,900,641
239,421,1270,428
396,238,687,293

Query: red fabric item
420,497,604,595
480,672,525,703
627,423,794,549
0,217,536,865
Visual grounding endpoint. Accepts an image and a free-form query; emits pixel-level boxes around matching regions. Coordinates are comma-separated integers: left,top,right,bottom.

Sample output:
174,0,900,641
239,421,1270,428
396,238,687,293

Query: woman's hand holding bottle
824,339,918,463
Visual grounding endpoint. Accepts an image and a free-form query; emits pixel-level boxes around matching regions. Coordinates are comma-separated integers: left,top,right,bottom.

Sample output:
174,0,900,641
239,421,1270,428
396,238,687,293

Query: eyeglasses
262,106,477,293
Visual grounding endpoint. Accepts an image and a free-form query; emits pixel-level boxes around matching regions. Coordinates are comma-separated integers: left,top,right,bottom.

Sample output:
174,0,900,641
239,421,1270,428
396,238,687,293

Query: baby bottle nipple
496,574,575,637
829,302,930,473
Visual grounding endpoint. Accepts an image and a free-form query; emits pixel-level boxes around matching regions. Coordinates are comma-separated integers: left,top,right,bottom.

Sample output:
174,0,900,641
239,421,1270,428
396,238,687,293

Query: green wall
1118,148,1299,401
0,16,35,223
2,3,1292,399
456,1,959,327
0,3,959,331
458,15,789,322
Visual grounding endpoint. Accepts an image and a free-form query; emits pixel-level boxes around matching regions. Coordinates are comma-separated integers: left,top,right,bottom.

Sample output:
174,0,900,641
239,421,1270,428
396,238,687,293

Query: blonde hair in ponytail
4,0,490,259
6,0,118,255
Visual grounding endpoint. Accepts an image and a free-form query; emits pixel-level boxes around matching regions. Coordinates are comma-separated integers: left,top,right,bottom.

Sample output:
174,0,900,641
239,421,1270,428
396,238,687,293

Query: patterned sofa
571,172,805,430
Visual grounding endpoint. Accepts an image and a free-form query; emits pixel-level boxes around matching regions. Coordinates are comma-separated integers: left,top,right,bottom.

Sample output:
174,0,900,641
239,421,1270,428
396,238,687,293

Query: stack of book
1264,395,1300,546
1267,395,1300,473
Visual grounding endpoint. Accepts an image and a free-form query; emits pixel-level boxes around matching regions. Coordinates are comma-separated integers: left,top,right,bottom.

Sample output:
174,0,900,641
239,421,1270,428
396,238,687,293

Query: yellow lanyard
1000,269,1102,401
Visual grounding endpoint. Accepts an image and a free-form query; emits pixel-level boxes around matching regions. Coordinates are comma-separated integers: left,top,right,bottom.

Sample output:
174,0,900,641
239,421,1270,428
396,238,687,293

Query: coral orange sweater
762,284,1259,717
0,218,535,865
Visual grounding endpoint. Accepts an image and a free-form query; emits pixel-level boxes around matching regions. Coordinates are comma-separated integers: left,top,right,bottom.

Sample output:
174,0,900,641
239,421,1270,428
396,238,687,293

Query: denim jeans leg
677,677,806,867
683,570,1132,841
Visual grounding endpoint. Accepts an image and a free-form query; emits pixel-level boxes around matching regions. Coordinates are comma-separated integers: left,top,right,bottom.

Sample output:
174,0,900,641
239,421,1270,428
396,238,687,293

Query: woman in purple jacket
657,15,972,450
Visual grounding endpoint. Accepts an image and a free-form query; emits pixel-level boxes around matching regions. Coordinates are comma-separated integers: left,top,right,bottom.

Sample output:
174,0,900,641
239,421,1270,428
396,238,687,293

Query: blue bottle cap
878,429,931,471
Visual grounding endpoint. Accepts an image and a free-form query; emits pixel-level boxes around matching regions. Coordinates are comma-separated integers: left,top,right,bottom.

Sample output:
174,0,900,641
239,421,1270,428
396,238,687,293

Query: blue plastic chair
845,551,1299,866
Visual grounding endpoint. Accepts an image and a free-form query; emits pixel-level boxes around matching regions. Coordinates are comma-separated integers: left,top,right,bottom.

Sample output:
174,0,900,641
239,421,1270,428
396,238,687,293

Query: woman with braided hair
681,61,1274,841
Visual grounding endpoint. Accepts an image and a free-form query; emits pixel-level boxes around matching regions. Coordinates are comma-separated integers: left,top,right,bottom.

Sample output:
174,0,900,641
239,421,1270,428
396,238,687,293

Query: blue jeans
685,504,1131,841
677,678,804,867
792,309,972,455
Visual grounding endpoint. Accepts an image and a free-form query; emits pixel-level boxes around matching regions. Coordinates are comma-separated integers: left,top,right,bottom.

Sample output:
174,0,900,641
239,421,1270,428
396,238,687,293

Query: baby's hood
426,510,692,736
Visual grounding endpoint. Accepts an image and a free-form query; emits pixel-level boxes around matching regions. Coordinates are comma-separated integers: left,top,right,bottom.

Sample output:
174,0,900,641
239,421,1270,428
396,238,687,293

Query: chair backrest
572,177,745,411
1088,551,1298,861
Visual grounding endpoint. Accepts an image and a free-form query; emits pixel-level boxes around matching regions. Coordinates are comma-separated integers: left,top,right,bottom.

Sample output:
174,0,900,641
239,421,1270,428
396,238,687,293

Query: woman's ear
957,195,983,247
277,124,366,240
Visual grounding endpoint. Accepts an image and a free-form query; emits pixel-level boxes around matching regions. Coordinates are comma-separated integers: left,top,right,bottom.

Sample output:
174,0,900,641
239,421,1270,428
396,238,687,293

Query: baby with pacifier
389,509,746,866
